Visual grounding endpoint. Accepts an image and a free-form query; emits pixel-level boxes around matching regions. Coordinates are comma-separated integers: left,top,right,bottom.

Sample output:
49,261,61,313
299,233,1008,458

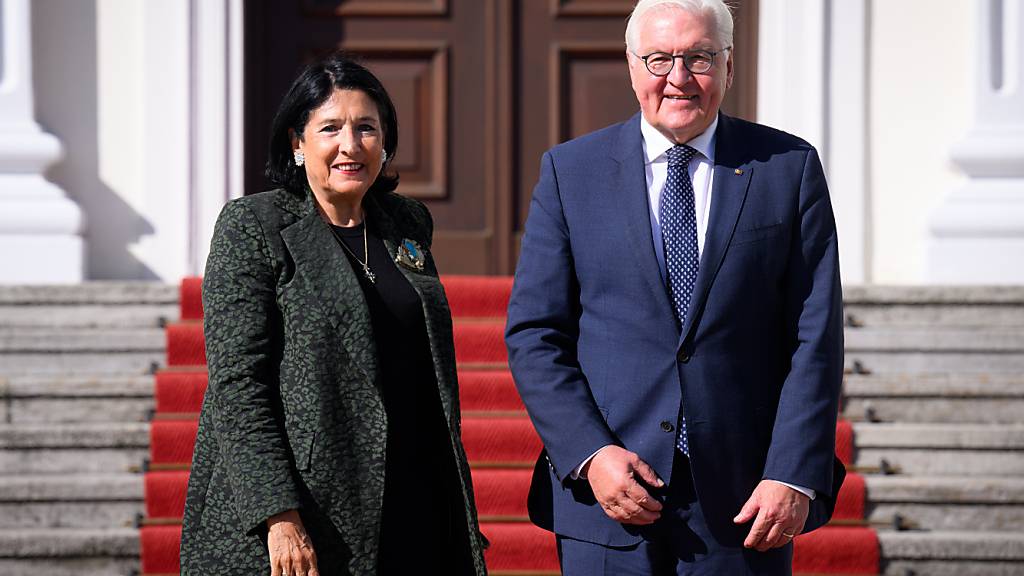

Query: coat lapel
680,114,753,343
278,190,379,387
613,113,676,318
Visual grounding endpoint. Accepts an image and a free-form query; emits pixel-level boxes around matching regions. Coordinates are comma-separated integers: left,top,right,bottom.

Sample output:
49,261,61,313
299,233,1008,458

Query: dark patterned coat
180,187,488,575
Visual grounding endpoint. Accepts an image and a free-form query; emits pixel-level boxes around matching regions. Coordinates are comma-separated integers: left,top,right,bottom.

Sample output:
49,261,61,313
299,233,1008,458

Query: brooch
395,238,426,271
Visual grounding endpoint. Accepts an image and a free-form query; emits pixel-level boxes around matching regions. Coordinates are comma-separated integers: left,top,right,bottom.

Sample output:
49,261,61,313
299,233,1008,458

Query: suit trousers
557,453,793,576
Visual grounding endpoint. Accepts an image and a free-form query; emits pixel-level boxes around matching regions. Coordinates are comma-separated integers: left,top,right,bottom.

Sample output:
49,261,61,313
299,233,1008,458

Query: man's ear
725,51,735,90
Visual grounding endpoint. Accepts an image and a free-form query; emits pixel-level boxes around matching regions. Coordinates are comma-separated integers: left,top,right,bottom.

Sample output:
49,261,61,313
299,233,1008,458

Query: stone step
844,303,1024,329
0,448,148,475
0,375,155,424
0,423,149,449
0,423,148,474
878,530,1024,576
0,528,138,576
844,352,1024,374
843,374,1024,423
843,285,1024,305
0,284,177,305
843,285,1024,330
0,327,167,375
845,327,1024,352
865,476,1024,532
0,304,177,329
867,475,1024,504
844,373,1024,396
0,474,143,529
843,397,1024,424
0,353,163,376
0,474,143,501
0,328,165,352
853,423,1024,449
852,423,1024,476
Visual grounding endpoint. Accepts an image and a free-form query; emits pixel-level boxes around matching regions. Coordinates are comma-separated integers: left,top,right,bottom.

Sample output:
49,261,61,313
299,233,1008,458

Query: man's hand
267,509,319,576
733,480,810,551
583,446,664,525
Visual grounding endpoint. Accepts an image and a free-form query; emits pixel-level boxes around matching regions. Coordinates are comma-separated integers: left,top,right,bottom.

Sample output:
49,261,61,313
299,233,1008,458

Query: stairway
144,278,875,575
843,287,1024,576
0,284,177,576
1,281,1022,575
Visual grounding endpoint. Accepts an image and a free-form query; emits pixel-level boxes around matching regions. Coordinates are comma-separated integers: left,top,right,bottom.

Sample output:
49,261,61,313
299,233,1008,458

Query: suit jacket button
677,351,690,363
660,420,674,433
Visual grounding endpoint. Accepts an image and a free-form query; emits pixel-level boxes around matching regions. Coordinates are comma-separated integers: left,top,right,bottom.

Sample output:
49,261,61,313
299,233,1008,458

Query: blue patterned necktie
660,144,699,455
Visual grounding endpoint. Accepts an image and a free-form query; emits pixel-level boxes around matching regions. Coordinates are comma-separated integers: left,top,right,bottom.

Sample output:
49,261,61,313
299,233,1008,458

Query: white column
756,0,827,153
0,0,83,283
192,0,245,276
929,0,1024,283
757,0,871,284
827,0,870,284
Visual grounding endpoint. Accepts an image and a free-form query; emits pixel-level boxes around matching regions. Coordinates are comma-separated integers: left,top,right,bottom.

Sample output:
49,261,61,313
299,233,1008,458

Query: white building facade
5,0,1023,285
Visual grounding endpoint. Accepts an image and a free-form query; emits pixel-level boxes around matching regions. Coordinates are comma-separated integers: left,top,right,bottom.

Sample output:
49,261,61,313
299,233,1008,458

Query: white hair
625,0,734,52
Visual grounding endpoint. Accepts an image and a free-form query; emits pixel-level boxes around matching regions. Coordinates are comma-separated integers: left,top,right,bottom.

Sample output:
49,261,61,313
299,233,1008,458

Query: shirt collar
640,113,718,165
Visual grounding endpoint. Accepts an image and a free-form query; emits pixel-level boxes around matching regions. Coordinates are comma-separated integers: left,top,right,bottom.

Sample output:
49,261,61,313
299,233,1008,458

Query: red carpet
153,372,206,415
148,420,199,467
141,276,879,575
139,525,182,574
144,470,189,519
794,526,880,574
834,472,866,520
441,275,514,318
179,277,203,321
836,419,854,465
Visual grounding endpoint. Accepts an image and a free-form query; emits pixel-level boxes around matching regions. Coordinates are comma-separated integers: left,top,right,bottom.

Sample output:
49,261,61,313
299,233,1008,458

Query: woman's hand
267,509,319,576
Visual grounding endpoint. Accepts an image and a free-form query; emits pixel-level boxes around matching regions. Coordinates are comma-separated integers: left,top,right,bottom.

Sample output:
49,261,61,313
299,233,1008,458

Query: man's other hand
583,446,664,525
733,480,810,551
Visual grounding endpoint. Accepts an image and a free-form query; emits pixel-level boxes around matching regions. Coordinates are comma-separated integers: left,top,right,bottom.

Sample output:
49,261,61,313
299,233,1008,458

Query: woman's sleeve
201,200,301,534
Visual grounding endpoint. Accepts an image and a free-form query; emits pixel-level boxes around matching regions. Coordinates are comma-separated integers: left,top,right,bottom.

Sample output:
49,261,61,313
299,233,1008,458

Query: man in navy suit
505,0,845,573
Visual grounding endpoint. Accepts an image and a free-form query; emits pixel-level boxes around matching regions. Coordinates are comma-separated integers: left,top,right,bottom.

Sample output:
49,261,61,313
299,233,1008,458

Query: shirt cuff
570,445,613,480
769,479,816,500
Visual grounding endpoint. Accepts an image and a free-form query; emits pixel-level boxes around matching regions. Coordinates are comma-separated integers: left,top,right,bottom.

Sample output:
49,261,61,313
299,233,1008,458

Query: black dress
331,221,474,575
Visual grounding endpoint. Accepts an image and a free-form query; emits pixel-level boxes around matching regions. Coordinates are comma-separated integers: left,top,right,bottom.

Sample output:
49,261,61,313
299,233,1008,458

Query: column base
928,179,1024,284
0,235,84,283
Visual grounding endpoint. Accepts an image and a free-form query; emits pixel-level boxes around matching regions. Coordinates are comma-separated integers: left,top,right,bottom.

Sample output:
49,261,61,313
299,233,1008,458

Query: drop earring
294,150,305,167
382,150,388,163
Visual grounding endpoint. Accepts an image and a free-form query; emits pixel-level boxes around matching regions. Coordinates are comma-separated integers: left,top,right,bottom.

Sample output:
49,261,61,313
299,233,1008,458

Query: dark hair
266,52,399,195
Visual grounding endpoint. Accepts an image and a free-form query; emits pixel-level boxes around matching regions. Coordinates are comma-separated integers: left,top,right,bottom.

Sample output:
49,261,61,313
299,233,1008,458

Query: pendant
363,266,377,284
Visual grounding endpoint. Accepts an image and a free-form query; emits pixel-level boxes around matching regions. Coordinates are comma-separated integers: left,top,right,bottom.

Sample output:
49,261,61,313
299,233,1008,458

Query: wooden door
245,0,758,275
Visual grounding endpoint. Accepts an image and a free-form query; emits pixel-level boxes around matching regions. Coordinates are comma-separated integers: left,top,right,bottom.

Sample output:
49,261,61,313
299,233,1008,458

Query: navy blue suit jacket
505,112,845,547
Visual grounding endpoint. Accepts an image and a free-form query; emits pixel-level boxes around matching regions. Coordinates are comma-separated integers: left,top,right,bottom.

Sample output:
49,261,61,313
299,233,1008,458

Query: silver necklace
330,222,376,284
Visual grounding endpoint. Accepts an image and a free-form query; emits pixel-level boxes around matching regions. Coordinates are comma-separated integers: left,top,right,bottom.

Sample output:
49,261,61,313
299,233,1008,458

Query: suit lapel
680,114,753,343
279,191,379,387
613,113,676,318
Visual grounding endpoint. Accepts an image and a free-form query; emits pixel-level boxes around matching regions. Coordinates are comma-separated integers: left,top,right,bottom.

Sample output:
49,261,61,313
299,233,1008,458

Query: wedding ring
782,531,796,538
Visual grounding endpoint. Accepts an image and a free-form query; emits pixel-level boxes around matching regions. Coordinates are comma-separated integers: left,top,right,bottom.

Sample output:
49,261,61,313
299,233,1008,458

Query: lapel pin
734,168,744,175
395,238,426,272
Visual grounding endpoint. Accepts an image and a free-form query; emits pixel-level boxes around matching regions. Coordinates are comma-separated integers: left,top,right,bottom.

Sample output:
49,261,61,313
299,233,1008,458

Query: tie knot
667,145,697,167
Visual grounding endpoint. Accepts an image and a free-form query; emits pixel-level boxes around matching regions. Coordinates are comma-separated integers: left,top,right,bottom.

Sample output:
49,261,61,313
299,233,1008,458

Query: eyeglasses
634,47,732,76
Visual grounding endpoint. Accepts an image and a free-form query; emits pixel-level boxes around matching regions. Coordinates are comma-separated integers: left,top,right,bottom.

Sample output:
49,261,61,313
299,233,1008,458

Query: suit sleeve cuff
767,479,816,500
570,445,613,480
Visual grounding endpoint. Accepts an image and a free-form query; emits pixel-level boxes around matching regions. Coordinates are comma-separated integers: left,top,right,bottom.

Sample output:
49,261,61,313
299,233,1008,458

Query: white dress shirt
569,115,815,501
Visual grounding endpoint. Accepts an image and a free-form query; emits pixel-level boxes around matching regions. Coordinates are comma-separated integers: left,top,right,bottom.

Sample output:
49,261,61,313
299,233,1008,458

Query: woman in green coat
180,53,488,576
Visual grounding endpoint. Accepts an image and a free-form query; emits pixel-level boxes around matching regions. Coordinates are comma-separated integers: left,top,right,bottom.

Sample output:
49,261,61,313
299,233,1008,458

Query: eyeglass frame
632,47,732,77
